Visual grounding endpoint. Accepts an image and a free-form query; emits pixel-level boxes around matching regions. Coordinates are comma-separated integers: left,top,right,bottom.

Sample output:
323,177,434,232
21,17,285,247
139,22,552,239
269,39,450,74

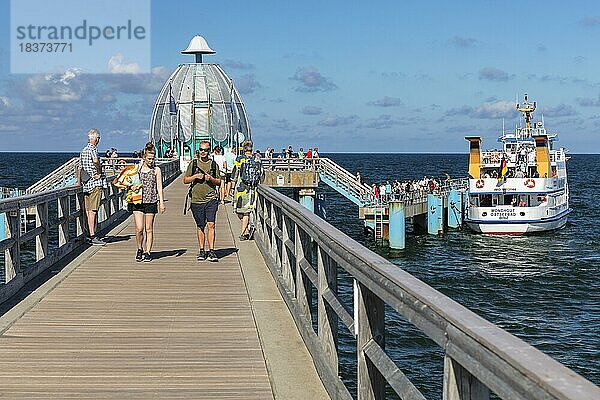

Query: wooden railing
254,184,600,400
0,159,180,304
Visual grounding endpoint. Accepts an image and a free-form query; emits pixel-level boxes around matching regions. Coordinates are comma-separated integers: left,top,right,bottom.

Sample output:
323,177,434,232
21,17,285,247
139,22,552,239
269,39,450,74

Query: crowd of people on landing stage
260,146,320,159
365,175,450,204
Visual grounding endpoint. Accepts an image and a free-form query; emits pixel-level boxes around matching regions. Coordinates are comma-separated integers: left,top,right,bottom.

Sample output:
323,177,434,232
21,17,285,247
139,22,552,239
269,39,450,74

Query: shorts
128,202,158,214
226,172,232,183
84,187,103,211
190,199,218,230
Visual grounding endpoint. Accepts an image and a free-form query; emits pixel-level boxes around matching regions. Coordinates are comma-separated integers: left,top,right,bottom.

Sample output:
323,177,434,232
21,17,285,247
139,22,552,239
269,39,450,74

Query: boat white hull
465,212,569,235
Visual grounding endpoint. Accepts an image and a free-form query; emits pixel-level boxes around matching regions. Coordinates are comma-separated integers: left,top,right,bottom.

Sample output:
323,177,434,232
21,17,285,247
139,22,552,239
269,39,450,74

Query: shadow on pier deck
0,180,328,399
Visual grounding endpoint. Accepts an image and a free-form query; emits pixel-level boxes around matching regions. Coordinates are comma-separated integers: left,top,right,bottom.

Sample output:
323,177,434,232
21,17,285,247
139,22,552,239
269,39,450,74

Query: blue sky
1,0,600,153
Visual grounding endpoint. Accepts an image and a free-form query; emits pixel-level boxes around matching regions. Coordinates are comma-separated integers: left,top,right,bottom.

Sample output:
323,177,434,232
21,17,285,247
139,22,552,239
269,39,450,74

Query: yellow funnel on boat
465,137,482,178
534,134,551,178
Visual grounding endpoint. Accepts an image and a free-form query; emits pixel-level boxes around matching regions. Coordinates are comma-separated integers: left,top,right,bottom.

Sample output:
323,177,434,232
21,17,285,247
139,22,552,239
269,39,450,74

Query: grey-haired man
79,128,106,245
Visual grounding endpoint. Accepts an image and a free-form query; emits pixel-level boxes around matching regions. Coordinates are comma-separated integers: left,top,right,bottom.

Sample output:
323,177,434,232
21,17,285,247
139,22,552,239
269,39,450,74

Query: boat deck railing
0,159,180,304
255,183,600,399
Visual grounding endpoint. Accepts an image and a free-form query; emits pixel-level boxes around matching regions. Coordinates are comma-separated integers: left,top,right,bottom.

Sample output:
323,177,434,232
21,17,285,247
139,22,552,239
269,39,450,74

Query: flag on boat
497,156,508,186
169,84,177,115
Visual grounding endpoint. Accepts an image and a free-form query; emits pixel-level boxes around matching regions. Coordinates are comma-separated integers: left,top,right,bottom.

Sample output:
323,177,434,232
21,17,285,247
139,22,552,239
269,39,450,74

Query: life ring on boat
475,179,485,189
524,178,536,188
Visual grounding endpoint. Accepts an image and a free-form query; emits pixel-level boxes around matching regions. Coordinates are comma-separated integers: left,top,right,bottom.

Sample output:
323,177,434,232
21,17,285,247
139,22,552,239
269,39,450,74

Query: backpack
241,156,260,187
183,159,219,214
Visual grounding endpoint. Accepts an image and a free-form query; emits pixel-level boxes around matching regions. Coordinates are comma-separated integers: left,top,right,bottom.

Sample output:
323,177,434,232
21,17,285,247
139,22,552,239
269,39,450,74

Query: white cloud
446,100,517,119
367,96,403,107
318,114,358,127
108,53,141,74
24,68,86,102
290,67,337,92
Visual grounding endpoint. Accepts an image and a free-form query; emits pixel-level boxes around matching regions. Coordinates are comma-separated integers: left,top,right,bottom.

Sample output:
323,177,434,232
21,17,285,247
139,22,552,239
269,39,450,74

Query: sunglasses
199,148,210,152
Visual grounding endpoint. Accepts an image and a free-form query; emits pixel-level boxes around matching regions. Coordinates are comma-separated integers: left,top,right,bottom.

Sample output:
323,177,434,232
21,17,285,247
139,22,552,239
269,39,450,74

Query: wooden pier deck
0,181,328,399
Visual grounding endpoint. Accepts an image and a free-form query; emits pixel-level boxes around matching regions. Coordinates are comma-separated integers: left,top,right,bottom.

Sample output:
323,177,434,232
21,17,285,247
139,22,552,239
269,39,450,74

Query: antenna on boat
502,118,505,135
516,93,536,138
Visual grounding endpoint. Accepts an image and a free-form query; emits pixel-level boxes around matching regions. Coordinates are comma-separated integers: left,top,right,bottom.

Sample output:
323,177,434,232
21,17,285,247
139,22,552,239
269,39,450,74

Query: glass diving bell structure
150,35,251,168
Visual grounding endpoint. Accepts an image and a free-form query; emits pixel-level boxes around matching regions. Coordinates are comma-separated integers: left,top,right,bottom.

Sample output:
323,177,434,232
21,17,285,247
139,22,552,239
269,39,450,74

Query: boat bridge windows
469,193,548,208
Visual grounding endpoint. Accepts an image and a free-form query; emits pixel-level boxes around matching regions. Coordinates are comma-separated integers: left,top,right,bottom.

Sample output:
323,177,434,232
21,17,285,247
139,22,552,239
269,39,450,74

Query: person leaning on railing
78,128,107,246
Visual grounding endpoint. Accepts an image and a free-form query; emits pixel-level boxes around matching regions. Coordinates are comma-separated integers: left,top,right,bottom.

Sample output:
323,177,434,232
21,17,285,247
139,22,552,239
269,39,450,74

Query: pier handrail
254,184,600,400
26,157,80,194
0,159,180,305
316,158,373,205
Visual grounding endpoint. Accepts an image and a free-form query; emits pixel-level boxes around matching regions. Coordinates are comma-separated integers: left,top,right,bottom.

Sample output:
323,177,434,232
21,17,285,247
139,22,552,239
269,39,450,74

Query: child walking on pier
130,142,165,262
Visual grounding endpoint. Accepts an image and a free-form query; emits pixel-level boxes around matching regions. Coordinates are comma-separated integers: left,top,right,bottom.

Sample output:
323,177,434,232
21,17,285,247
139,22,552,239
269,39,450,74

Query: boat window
502,194,514,206
492,195,499,206
480,194,492,207
469,195,479,207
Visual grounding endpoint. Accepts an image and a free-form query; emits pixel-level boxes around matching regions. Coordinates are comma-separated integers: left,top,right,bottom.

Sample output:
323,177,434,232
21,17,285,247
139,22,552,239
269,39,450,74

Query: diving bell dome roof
181,35,216,55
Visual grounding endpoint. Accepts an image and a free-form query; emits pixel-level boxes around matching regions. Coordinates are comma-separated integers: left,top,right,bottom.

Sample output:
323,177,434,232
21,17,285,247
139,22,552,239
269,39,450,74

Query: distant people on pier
356,171,361,184
224,147,237,200
232,140,262,241
312,147,320,158
212,146,227,204
306,148,313,159
79,128,106,246
298,148,305,159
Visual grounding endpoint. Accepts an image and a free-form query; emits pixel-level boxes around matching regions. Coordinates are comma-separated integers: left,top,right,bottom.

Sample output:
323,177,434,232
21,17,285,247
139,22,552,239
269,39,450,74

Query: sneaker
143,252,151,262
207,249,218,262
90,237,106,246
197,249,207,261
239,234,249,241
135,249,143,262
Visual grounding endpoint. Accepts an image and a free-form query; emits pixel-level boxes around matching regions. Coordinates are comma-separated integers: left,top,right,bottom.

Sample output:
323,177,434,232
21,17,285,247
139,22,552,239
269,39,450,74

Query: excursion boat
464,95,571,234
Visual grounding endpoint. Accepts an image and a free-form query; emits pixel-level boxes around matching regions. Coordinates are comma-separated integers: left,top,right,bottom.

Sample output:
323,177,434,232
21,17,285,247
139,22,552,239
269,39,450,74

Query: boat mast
516,94,536,138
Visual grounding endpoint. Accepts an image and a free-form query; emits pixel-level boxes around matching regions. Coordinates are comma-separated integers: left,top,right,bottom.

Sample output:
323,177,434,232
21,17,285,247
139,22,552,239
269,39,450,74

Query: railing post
318,247,338,374
75,190,87,239
36,202,49,261
443,355,489,400
270,202,280,271
281,214,295,295
58,195,69,247
255,195,263,240
295,224,312,326
356,282,385,400
4,211,21,282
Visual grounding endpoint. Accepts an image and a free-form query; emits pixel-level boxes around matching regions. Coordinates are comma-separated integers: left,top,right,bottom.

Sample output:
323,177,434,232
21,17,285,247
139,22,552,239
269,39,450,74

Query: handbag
80,168,91,184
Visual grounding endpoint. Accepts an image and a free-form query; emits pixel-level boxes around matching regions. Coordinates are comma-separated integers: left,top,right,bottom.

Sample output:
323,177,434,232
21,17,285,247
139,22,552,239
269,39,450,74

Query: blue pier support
299,189,315,213
447,189,463,229
427,193,443,235
388,201,405,250
0,212,4,241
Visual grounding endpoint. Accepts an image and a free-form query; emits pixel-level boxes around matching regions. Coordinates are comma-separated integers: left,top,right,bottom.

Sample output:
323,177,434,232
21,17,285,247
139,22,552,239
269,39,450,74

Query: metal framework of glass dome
150,36,251,159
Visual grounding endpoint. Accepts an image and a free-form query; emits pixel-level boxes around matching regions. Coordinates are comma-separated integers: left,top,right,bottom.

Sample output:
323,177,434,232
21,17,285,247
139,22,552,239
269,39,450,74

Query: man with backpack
183,141,222,262
232,140,262,240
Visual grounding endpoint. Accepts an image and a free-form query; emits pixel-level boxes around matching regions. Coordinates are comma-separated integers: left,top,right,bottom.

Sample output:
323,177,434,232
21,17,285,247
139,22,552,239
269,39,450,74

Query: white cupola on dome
181,35,216,63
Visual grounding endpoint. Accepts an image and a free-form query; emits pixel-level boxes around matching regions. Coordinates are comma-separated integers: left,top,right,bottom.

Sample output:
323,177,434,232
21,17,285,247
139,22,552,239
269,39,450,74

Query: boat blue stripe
465,208,572,224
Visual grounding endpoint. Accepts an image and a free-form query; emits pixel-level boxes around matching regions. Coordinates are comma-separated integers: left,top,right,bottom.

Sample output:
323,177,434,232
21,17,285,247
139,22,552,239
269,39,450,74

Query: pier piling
298,188,315,213
447,189,463,229
388,201,406,250
427,193,444,235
